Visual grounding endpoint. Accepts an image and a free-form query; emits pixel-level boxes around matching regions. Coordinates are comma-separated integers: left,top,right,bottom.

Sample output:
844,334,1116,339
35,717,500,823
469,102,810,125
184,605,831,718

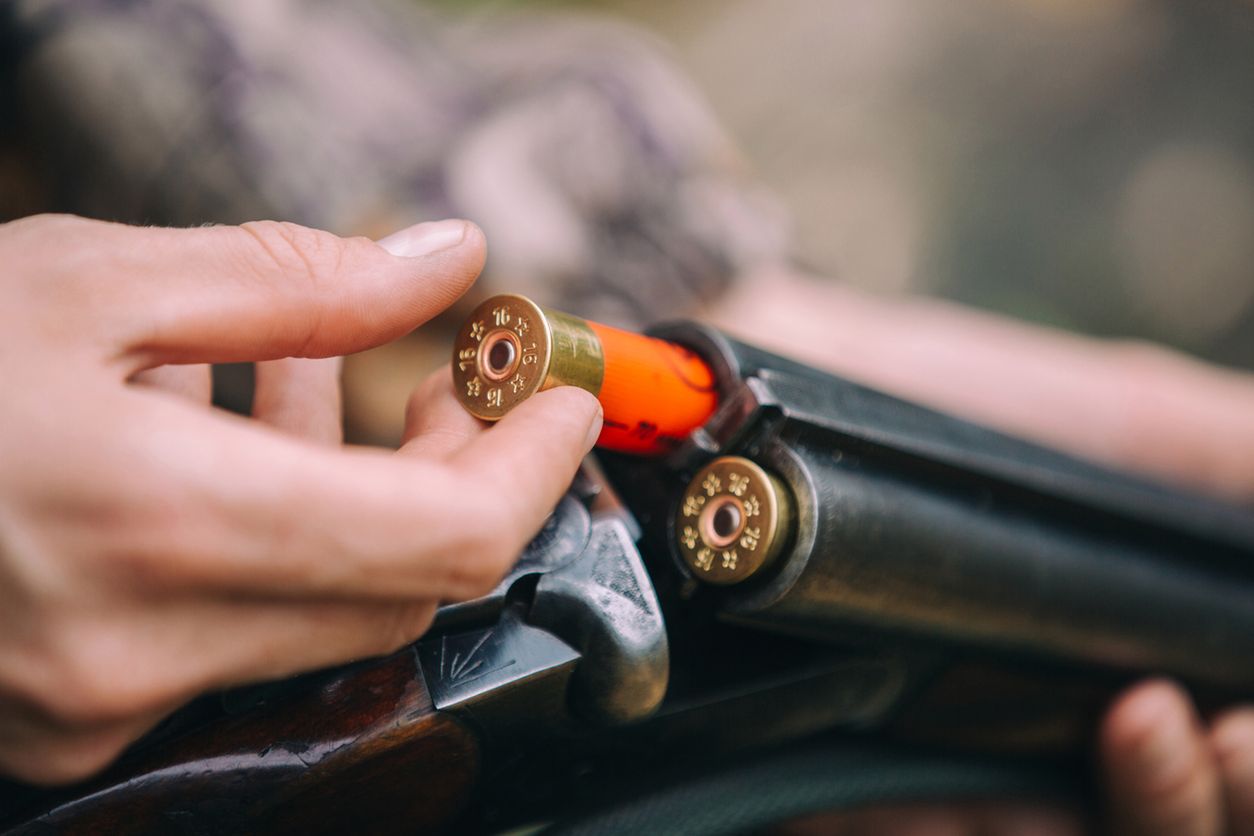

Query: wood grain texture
1,648,478,835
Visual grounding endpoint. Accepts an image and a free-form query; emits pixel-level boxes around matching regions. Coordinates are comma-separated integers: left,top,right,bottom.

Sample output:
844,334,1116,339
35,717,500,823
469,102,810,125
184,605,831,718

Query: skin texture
710,272,1254,835
0,216,1250,834
0,214,603,784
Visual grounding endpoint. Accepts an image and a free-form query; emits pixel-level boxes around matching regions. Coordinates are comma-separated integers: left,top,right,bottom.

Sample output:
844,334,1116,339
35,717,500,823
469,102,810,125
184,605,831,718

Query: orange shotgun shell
452,294,718,455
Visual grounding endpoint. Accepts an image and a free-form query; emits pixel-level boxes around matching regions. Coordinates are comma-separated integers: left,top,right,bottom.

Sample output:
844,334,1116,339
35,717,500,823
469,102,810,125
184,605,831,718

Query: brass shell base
675,456,793,585
452,294,604,421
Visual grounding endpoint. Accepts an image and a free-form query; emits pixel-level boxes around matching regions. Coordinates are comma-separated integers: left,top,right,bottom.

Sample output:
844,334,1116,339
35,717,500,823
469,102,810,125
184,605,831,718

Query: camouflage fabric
3,0,788,327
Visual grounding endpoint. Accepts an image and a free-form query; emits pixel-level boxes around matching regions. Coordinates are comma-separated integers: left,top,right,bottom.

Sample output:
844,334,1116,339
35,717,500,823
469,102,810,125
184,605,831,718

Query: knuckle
444,507,521,600
1,214,113,300
12,732,131,786
38,630,159,726
236,220,344,287
402,370,456,433
87,484,206,588
9,212,89,238
42,662,120,726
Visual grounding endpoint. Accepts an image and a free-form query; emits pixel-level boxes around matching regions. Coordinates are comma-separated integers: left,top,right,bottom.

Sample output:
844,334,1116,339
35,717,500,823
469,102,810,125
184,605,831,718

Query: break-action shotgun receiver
3,295,1254,834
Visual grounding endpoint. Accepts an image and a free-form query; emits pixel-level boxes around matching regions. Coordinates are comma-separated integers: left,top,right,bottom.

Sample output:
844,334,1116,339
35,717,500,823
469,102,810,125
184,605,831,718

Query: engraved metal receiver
416,487,669,728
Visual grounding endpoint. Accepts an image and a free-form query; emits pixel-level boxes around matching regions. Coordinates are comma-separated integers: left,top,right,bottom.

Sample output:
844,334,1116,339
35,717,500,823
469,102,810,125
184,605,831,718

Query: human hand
1100,679,1254,836
712,271,1254,834
778,686,1254,835
0,214,602,784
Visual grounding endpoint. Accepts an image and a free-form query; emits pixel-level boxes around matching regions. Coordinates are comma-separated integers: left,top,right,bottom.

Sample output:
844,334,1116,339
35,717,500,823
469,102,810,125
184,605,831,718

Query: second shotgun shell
675,456,794,585
452,294,718,455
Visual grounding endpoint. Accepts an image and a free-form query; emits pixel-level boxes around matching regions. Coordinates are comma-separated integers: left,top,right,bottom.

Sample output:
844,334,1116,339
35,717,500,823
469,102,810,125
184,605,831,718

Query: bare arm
711,270,1254,836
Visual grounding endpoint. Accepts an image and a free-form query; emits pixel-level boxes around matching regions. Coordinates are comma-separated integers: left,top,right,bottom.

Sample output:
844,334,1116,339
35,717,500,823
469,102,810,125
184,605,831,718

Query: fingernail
584,402,604,450
377,219,468,258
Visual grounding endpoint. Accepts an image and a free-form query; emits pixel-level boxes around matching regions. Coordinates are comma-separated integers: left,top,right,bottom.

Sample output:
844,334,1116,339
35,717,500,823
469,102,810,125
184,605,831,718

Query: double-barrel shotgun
4,295,1254,834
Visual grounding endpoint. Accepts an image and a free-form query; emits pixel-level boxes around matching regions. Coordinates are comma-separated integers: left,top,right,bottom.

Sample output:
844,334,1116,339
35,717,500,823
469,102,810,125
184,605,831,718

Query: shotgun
3,296,1254,834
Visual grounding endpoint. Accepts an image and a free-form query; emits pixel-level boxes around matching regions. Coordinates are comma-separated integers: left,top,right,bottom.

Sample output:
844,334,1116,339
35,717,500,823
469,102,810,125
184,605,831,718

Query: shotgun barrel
6,311,1254,834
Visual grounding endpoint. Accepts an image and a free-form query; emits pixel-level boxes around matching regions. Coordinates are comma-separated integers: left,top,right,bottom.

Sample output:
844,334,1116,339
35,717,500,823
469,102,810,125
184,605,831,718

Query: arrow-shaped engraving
445,631,490,682
418,615,582,712
436,629,515,687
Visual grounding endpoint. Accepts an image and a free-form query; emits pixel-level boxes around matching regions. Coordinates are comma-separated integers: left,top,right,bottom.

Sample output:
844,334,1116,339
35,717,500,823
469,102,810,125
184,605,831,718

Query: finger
0,698,166,786
90,384,599,602
253,357,343,445
710,274,1254,502
399,366,486,459
1101,680,1223,836
50,216,486,369
0,595,436,785
130,364,213,403
1210,709,1254,836
14,596,436,733
449,385,602,541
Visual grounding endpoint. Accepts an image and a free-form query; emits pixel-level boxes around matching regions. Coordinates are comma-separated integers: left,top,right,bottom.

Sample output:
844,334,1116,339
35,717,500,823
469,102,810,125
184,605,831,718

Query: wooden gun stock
0,650,478,834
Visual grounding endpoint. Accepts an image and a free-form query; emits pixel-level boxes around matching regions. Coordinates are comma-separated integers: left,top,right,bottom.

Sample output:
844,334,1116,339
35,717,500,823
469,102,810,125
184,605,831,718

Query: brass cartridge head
675,456,794,585
453,294,605,421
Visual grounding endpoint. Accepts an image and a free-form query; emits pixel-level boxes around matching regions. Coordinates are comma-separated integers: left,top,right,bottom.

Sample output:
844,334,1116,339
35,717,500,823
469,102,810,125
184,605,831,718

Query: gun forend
452,294,717,455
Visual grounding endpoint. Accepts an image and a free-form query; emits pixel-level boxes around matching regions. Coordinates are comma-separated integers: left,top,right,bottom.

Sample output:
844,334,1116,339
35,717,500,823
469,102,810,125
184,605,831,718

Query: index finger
28,215,485,371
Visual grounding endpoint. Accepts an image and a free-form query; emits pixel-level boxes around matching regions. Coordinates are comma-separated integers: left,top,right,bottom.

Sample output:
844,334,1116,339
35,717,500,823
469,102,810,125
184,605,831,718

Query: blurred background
504,0,1254,361
615,0,1254,353
2,0,1252,441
